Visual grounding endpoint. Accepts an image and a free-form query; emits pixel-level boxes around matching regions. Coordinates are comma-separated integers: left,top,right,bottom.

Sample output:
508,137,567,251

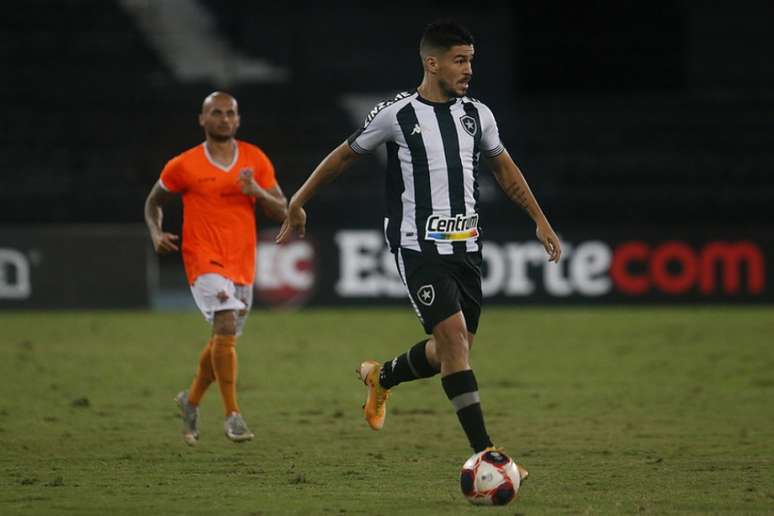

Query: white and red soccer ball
459,449,523,505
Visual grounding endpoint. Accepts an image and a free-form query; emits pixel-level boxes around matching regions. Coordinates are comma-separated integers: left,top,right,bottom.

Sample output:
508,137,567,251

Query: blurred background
1,0,772,310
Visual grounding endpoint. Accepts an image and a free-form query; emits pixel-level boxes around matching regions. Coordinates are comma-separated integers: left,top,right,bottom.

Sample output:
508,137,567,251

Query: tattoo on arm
144,183,174,235
489,154,544,220
503,181,535,217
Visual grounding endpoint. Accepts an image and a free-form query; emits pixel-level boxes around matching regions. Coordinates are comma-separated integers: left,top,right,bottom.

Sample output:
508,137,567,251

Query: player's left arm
238,169,288,222
486,149,562,263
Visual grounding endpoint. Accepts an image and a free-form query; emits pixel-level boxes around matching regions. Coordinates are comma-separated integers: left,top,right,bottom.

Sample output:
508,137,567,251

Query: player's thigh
233,283,253,336
190,273,248,328
397,248,462,335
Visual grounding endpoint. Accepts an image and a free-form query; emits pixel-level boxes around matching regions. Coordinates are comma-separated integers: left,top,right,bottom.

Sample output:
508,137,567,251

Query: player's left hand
536,222,562,263
238,168,260,196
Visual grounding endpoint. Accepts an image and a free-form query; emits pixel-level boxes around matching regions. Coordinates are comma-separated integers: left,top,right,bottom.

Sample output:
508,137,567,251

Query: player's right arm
276,142,361,243
278,97,395,243
144,181,180,254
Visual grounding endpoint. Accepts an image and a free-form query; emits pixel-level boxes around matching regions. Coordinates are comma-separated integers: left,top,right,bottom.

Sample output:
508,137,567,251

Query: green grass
1,307,773,515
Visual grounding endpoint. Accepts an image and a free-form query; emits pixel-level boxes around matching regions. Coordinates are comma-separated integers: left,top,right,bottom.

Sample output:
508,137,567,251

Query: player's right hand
152,232,180,254
276,205,307,243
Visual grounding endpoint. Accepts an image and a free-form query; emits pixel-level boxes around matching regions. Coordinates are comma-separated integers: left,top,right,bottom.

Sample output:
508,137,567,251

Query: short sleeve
253,147,278,190
347,103,394,154
159,155,187,193
479,103,505,158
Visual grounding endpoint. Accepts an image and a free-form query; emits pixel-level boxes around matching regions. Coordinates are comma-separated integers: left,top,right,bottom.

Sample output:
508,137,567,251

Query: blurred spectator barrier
0,226,152,309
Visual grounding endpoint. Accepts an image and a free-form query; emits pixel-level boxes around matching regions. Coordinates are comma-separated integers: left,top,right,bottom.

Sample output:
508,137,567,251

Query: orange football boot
357,360,390,430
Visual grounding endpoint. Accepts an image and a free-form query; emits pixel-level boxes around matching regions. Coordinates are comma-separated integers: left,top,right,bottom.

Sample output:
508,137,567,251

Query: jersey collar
203,140,239,172
415,92,460,108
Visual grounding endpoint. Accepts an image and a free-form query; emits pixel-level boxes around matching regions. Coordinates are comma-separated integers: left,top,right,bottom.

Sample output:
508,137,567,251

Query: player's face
199,97,240,142
436,45,474,98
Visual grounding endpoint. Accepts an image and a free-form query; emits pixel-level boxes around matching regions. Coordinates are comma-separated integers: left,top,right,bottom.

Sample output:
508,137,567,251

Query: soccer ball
459,449,522,505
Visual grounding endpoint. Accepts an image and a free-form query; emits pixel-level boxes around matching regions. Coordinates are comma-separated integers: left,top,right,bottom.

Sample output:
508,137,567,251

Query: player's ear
424,55,438,74
198,113,205,128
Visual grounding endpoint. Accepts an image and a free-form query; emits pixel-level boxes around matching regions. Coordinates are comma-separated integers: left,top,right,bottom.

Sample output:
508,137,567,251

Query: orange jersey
159,140,277,285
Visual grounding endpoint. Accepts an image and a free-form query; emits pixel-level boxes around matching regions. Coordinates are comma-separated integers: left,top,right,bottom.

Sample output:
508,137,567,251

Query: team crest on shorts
460,115,477,136
417,284,435,306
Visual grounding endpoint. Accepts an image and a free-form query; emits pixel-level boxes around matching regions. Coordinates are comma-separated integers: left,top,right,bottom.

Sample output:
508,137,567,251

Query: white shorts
190,273,253,336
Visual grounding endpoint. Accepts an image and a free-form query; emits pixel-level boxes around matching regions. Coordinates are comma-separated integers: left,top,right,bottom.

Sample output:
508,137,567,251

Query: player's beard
206,129,235,142
439,77,465,99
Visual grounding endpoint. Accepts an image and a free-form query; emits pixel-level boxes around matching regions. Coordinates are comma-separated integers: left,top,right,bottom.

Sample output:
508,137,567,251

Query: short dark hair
420,20,474,56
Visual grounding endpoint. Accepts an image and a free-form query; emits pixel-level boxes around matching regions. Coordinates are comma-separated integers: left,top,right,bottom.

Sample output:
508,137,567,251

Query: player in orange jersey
144,91,287,445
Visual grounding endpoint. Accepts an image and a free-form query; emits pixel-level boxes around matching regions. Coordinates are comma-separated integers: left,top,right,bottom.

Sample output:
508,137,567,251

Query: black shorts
395,247,483,335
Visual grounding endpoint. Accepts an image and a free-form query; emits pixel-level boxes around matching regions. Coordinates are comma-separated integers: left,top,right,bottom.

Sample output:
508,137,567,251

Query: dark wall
513,2,685,93
1,1,772,233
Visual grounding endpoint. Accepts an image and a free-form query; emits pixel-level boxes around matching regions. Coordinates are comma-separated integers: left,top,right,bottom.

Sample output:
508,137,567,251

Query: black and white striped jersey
347,90,504,255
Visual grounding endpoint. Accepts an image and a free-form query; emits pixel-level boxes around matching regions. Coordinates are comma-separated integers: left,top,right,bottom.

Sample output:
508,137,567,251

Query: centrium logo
254,232,316,307
611,241,765,295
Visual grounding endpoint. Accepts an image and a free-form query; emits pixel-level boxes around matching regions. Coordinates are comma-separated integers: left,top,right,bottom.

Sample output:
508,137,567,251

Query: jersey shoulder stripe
362,90,415,128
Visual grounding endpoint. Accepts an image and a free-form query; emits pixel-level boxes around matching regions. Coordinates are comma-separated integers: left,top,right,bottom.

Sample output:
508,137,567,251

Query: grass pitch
1,307,773,515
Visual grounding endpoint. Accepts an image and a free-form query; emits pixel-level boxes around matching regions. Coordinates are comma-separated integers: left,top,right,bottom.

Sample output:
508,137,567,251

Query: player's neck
417,78,451,104
205,139,236,164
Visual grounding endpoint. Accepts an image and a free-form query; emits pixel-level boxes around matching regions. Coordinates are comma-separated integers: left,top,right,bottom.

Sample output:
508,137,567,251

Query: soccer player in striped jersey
144,92,287,445
278,21,561,469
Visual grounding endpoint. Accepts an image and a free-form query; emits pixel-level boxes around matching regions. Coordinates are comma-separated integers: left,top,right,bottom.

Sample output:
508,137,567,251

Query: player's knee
213,310,238,336
433,320,470,364
448,333,470,362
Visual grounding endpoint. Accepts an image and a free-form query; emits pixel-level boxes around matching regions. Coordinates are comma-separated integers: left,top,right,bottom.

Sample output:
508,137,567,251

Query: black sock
379,339,439,389
441,370,493,452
